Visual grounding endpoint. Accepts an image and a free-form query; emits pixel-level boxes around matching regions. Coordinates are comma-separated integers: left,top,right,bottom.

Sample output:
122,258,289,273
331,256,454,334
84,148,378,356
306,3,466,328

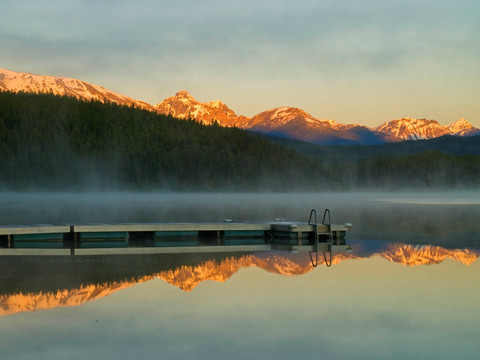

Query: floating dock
0,218,352,256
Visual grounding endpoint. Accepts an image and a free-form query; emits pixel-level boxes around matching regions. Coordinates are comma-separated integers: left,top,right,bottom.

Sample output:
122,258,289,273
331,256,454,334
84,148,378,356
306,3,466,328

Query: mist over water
1,191,479,249
2,191,480,360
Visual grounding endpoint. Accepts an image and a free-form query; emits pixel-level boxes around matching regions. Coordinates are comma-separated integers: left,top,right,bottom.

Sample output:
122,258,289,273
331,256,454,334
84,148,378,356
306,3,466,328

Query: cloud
1,0,479,124
3,0,478,74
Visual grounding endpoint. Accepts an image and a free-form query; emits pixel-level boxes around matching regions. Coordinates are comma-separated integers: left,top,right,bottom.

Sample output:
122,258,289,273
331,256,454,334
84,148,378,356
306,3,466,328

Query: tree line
0,91,324,190
0,91,478,191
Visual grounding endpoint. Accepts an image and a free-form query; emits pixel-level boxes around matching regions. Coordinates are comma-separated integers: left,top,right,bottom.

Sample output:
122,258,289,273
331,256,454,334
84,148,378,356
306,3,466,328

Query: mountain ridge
1,68,478,145
0,68,155,112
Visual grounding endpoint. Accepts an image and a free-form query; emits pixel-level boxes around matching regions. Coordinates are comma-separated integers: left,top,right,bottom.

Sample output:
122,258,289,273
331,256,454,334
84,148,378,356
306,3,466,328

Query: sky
1,0,479,127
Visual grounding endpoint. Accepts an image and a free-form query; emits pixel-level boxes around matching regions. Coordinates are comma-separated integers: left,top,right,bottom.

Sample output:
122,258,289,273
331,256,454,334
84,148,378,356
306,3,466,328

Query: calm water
0,192,479,359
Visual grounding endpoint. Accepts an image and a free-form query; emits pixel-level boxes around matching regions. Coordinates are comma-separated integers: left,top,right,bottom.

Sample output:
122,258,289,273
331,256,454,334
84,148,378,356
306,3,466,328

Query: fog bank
1,191,479,249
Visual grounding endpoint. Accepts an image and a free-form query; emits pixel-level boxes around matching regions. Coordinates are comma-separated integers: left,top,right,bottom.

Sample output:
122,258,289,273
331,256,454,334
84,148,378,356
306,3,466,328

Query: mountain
0,68,155,111
1,68,478,145
244,107,387,145
153,91,478,144
376,118,451,141
375,117,480,142
155,90,248,127
446,117,480,136
155,96,386,145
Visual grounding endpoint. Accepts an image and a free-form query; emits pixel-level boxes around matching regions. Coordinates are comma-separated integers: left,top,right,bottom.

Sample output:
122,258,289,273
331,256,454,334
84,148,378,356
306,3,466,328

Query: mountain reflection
0,244,477,317
381,244,478,266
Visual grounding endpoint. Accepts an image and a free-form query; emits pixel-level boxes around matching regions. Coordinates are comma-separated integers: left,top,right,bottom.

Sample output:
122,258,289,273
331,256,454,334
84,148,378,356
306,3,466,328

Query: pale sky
1,0,479,127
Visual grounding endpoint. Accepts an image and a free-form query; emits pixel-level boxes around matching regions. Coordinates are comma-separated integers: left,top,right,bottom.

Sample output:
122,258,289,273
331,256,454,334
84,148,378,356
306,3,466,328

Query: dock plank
72,223,272,233
0,225,71,236
0,221,352,255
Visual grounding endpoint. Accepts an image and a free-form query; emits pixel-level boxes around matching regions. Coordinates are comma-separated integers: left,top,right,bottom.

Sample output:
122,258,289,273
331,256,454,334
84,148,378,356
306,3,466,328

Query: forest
0,91,479,191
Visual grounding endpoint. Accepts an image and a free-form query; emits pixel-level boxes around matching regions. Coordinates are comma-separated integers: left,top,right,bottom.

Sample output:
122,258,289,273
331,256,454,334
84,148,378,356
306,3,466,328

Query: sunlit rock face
446,118,480,136
2,69,478,144
375,117,480,141
0,245,477,317
0,68,155,111
155,90,248,127
243,107,386,145
376,118,451,141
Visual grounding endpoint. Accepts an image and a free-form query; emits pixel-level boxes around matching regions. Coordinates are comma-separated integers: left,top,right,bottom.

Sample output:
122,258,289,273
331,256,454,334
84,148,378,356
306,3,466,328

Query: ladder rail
322,209,333,267
308,208,333,268
322,208,333,242
308,209,318,267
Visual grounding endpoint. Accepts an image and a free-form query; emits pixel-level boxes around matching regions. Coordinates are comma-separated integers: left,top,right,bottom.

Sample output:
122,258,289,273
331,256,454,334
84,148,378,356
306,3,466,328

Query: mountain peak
174,90,195,99
3,68,478,145
451,117,470,125
448,117,471,130
375,117,450,141
446,117,480,136
239,106,386,145
155,90,244,127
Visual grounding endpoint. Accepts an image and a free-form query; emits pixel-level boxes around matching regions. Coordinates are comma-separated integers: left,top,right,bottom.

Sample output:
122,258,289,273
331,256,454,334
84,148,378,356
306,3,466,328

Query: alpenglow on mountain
0,68,155,111
1,68,478,145
155,90,249,127
158,91,479,144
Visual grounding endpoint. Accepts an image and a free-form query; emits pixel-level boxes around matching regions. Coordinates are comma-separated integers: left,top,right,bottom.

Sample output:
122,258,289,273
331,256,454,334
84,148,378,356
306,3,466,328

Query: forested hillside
0,91,479,190
271,134,480,163
0,91,324,190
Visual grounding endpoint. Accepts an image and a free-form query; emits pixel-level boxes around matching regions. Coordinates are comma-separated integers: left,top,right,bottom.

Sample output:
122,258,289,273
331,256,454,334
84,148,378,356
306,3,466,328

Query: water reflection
1,243,477,317
1,192,480,359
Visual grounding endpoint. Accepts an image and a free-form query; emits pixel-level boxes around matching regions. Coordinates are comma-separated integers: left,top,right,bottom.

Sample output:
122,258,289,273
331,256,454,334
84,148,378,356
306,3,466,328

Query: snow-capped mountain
152,91,478,144
446,117,480,136
376,118,450,141
243,106,339,131
0,68,155,111
244,107,387,145
376,117,479,141
155,90,249,127
1,68,478,145
153,93,387,144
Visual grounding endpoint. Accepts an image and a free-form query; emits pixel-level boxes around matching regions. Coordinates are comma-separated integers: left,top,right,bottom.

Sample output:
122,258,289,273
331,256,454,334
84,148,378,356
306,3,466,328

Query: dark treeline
0,91,326,190
272,133,480,163
334,150,480,190
0,91,479,191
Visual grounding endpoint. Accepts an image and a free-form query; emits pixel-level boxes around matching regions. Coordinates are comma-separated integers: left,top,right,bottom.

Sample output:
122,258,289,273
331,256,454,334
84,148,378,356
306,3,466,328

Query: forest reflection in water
0,192,479,359
0,243,479,360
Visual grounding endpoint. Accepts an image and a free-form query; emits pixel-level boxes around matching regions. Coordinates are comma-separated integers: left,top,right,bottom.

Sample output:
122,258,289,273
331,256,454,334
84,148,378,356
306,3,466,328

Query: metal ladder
308,208,333,267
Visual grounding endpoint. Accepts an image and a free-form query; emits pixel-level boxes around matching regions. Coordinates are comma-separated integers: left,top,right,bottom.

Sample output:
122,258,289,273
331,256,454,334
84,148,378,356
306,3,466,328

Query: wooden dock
0,220,352,256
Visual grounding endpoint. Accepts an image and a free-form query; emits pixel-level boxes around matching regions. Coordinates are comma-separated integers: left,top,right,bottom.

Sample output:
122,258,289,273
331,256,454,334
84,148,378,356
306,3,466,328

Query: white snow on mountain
155,90,243,127
0,68,154,111
375,118,451,141
446,118,480,136
1,68,478,144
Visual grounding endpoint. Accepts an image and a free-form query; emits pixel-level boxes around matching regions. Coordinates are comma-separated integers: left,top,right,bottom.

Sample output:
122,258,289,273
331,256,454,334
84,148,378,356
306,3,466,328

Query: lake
0,192,479,359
